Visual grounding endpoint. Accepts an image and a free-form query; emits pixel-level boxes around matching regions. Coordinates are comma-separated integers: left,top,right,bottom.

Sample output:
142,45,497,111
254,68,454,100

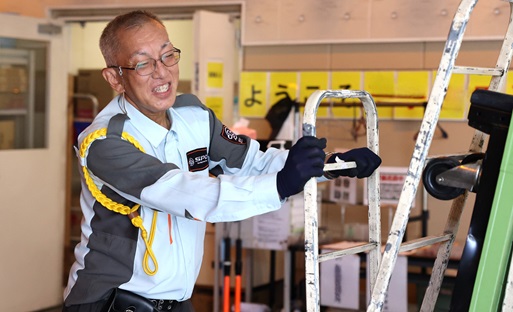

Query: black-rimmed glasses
109,48,181,76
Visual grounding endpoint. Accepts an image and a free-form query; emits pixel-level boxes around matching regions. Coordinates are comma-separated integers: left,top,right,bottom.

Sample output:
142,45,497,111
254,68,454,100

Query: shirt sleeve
205,103,288,177
85,136,285,223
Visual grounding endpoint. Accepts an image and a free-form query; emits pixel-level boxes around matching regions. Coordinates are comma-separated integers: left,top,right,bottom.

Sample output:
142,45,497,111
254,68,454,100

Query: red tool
223,235,231,312
234,223,242,312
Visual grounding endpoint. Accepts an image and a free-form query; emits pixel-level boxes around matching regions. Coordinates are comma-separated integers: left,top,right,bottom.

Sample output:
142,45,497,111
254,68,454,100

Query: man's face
115,20,179,119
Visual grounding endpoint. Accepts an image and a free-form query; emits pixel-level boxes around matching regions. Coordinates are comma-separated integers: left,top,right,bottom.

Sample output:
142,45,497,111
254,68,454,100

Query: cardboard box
0,120,15,149
320,201,397,243
319,242,408,312
366,255,408,312
74,69,116,118
0,93,25,109
0,67,28,93
320,251,360,310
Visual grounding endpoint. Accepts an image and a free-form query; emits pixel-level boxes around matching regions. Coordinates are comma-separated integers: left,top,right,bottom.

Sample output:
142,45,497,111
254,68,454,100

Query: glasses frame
108,47,181,76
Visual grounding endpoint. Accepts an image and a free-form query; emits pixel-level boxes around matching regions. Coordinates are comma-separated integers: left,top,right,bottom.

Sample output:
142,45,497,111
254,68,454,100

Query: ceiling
48,2,242,22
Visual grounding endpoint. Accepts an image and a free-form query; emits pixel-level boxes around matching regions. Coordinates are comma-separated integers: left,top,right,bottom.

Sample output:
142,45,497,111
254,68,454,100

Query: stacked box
0,66,28,93
0,120,15,149
0,66,28,110
75,70,116,118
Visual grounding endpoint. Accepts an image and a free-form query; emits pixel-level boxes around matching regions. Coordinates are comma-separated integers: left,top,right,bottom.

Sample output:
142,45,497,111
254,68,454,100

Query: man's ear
102,68,125,93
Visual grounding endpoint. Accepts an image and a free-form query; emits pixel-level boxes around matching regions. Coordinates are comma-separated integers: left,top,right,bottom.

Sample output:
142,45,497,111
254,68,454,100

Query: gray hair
99,10,165,66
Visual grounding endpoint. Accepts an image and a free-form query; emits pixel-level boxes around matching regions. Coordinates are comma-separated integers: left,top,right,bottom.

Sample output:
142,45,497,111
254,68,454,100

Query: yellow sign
331,71,362,118
505,71,513,95
207,62,223,88
205,96,224,122
239,72,268,117
364,71,395,119
437,72,466,120
299,71,329,117
393,71,429,120
467,74,492,114
269,72,298,105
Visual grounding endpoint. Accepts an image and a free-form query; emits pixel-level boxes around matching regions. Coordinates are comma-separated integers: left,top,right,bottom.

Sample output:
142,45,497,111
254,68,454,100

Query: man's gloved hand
276,136,327,199
325,147,381,179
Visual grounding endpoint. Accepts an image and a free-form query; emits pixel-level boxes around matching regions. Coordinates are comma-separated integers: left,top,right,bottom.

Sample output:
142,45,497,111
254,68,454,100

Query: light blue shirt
64,94,287,305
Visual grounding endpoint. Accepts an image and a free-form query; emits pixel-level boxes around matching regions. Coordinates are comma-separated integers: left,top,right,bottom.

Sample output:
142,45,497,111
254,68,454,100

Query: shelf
0,47,35,148
0,108,28,116
0,48,30,65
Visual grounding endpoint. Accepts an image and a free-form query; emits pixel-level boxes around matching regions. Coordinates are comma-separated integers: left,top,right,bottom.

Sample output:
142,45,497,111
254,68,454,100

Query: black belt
102,288,179,312
149,299,177,311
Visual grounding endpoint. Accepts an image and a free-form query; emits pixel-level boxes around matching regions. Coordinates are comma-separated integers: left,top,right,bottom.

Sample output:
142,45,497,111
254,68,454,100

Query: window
0,38,48,149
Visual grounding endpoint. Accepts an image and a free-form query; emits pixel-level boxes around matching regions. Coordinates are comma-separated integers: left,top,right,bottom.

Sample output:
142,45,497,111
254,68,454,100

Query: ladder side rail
303,90,379,312
487,3,513,94
420,194,468,312
303,176,320,312
303,90,326,312
367,0,478,311
423,2,513,311
359,92,381,292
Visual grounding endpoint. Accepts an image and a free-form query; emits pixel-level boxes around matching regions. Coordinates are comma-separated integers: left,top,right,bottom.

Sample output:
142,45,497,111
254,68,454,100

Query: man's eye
162,51,175,60
136,60,151,69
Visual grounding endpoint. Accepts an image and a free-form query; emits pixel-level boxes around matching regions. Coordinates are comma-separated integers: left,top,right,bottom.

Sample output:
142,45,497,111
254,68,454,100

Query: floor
37,282,426,312
37,286,258,312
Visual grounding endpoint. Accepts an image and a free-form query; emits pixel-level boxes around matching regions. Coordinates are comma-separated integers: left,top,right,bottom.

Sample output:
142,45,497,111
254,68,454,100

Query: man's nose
151,59,168,78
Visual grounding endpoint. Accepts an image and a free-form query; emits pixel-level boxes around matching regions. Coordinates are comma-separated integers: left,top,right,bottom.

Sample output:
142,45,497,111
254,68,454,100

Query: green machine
422,89,513,311
469,90,513,311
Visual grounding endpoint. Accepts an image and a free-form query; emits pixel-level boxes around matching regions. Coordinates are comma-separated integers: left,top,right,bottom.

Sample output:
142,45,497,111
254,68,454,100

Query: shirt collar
125,102,171,148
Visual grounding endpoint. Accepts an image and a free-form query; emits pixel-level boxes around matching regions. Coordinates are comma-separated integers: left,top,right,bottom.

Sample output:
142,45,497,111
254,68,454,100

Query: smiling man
62,10,381,312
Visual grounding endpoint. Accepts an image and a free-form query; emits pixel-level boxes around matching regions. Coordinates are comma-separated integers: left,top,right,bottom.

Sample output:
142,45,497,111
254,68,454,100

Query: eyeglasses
109,48,181,76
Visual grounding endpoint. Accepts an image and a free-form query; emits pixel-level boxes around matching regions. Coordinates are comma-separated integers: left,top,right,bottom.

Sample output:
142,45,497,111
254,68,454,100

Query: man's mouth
154,83,170,93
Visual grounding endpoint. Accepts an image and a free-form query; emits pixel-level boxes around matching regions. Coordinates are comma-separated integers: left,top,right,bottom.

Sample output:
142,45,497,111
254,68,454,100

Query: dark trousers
62,298,195,312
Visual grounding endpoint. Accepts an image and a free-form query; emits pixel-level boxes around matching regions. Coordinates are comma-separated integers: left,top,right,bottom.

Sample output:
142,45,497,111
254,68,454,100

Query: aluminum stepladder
300,0,513,311
302,89,380,312
368,0,513,311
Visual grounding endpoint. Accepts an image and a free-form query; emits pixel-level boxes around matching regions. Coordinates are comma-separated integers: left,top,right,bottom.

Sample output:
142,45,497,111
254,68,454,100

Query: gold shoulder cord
79,128,159,276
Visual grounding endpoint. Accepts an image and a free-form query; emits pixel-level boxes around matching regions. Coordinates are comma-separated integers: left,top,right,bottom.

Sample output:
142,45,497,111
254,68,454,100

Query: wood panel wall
241,39,505,245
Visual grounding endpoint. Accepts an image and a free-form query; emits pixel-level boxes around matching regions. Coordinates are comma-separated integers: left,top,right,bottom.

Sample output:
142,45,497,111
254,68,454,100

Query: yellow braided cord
141,211,159,275
80,127,159,276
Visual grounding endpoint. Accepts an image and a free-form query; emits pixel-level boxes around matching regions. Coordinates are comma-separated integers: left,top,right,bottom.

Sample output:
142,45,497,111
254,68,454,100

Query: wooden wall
241,39,505,245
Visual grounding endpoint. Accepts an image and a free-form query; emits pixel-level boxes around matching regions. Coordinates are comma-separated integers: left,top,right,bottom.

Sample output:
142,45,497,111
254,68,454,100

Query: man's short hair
99,10,165,66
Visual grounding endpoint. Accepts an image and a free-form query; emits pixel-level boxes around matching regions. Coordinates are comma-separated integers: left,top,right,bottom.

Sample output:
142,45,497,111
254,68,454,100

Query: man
63,10,381,312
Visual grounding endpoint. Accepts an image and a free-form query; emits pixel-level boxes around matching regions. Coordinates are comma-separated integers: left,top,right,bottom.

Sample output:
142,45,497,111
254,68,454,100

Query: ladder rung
453,66,503,76
427,152,476,161
399,234,453,253
319,242,378,263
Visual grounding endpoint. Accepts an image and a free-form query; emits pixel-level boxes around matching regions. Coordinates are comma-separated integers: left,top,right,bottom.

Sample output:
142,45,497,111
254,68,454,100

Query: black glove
325,147,381,179
276,136,327,199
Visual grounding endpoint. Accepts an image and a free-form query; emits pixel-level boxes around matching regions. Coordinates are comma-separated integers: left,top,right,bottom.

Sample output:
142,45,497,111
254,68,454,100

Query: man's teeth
154,84,169,93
